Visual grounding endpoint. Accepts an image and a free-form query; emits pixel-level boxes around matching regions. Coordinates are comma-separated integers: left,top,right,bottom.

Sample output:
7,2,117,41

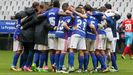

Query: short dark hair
62,3,69,9
53,0,60,8
75,6,82,13
104,3,112,9
127,13,132,19
84,4,93,11
98,6,107,12
78,4,83,7
40,4,45,9
32,2,39,8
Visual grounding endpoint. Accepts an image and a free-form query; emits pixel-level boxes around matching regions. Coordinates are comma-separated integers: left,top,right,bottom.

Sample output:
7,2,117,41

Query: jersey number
57,20,64,30
125,24,132,31
77,19,86,30
49,17,55,26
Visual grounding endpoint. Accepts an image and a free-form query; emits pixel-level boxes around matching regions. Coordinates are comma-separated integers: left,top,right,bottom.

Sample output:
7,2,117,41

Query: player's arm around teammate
68,6,88,73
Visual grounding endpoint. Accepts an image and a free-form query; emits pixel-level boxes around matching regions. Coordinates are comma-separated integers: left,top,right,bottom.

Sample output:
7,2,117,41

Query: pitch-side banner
0,20,17,34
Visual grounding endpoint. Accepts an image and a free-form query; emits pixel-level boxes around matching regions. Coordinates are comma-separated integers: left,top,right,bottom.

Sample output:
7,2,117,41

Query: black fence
0,34,13,50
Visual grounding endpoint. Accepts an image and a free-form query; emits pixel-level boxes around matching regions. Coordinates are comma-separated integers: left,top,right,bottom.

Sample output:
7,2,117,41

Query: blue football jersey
64,16,73,37
13,18,21,40
86,15,98,40
73,14,87,37
42,8,60,34
105,15,117,37
56,16,73,39
92,11,106,35
92,11,103,23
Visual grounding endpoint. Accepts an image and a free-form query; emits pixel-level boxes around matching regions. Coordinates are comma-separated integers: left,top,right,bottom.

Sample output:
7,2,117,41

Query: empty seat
118,7,124,13
114,2,121,8
3,11,9,16
17,1,23,6
6,6,13,11
0,11,3,15
5,1,11,6
109,0,117,3
23,1,29,7
124,7,131,12
9,11,14,16
127,2,133,8
0,1,2,6
12,6,19,11
112,7,118,11
103,0,110,2
120,2,127,8
117,0,123,2
97,0,103,2
93,2,100,8
1,6,8,11
0,6,2,10
88,1,94,6
11,1,17,7
108,1,114,6
100,1,107,6
124,0,130,2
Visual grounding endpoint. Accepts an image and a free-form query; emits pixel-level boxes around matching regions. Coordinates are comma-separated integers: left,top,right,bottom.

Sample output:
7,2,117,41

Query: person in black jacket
22,3,57,72
19,2,40,71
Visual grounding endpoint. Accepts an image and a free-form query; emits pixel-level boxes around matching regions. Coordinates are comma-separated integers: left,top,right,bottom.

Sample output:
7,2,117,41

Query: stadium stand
0,0,132,21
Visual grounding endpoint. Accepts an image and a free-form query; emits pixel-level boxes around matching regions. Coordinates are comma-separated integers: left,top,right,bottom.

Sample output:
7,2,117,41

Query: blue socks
25,50,34,67
45,51,48,66
59,53,65,70
84,53,89,70
39,52,46,68
33,51,40,67
55,54,60,70
111,53,118,70
12,53,20,67
114,52,117,60
91,53,97,70
20,50,28,68
20,54,24,68
68,52,74,67
102,54,107,65
97,55,106,69
50,53,55,65
78,54,84,70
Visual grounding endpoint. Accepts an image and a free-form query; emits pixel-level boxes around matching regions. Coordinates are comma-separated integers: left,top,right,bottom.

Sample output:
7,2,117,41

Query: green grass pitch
0,50,133,75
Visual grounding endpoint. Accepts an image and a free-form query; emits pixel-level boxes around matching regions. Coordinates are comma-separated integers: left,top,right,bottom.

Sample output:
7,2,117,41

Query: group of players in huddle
10,0,133,73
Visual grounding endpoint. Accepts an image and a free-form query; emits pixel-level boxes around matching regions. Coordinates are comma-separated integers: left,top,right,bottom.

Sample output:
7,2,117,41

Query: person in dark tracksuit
19,2,40,71
21,3,57,72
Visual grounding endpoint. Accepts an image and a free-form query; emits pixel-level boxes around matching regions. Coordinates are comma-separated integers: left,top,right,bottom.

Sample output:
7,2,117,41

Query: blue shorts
125,32,133,45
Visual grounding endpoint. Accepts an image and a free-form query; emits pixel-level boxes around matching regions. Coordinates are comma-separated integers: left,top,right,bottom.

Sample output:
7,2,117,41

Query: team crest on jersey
67,19,71,23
